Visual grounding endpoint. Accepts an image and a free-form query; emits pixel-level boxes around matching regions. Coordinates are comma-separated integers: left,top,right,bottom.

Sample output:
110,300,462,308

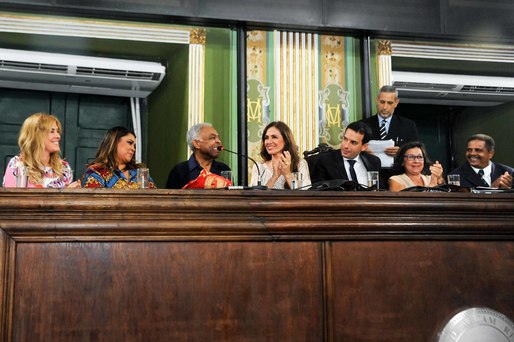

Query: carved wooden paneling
331,241,514,341
0,189,513,341
13,241,323,341
1,189,514,238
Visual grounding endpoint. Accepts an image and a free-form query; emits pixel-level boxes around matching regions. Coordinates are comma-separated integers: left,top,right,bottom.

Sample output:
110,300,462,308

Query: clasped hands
492,172,513,189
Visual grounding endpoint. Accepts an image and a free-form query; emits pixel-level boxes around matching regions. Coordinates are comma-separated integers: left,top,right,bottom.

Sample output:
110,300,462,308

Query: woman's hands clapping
278,151,292,177
267,151,293,188
429,161,444,186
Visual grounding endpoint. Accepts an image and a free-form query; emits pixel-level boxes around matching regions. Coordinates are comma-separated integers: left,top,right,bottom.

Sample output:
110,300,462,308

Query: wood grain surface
0,189,513,341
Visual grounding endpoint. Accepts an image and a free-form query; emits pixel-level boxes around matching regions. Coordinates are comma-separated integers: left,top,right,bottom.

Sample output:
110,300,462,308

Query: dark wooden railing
1,189,513,341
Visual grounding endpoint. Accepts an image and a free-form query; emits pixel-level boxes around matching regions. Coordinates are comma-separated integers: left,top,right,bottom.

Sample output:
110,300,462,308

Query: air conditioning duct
392,71,514,106
0,48,166,98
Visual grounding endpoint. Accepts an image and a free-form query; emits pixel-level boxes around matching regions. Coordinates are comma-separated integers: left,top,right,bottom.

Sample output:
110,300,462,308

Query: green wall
147,27,236,188
344,36,363,122
368,41,379,117
147,45,190,188
454,102,514,168
204,28,238,174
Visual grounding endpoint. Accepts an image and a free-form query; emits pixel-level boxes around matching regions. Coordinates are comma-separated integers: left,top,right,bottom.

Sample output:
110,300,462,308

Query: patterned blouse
2,155,73,188
81,164,156,189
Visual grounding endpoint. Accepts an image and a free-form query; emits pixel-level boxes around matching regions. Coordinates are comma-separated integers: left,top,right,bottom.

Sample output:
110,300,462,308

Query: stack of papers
367,139,394,167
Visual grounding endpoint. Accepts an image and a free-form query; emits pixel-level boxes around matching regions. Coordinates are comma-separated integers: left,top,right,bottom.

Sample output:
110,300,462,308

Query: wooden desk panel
331,241,514,341
13,241,324,341
0,189,513,341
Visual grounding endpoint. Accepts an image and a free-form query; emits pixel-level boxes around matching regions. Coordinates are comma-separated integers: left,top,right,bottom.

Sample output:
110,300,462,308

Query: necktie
347,159,358,183
379,119,387,140
478,169,489,186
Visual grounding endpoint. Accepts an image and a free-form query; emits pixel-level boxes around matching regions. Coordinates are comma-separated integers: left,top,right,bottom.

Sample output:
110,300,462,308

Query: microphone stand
217,146,267,190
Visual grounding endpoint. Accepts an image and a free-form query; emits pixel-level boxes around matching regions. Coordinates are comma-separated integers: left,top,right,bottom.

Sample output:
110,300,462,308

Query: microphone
216,146,267,190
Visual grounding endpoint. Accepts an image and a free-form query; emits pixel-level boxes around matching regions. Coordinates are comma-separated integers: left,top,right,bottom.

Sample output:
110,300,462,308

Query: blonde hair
18,113,64,184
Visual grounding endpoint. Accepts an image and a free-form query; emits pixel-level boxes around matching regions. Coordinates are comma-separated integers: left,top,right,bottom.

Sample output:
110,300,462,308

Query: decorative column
274,31,319,156
188,28,206,154
377,40,392,88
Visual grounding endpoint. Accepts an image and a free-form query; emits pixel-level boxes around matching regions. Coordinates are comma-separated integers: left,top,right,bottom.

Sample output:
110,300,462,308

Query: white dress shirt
343,155,368,186
471,162,492,186
378,115,391,135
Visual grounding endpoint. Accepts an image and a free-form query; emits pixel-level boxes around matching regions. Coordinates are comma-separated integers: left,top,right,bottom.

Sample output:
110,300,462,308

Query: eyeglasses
404,154,424,161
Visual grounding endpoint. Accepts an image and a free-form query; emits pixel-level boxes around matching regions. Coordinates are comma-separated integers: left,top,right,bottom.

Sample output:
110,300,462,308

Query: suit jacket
312,150,381,185
166,155,230,189
449,162,514,188
361,114,420,146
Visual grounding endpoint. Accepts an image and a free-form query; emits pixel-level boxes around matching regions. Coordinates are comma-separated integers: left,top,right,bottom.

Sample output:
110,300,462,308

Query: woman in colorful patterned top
3,113,80,188
81,126,156,189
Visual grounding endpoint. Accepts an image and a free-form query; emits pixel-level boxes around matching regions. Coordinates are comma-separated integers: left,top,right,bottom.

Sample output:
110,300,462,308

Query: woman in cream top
250,121,311,189
389,141,444,192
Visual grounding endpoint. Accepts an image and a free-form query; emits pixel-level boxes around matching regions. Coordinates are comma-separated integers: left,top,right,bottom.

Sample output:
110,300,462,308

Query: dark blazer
166,155,230,189
361,114,420,146
312,150,381,184
449,162,514,188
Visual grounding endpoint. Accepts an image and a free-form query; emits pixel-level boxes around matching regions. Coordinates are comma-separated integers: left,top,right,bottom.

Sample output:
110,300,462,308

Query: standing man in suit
361,85,420,189
312,121,381,186
362,85,420,157
449,134,513,189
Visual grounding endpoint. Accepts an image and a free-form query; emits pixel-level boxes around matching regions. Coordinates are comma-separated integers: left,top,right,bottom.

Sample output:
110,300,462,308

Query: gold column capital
190,28,207,45
377,40,392,56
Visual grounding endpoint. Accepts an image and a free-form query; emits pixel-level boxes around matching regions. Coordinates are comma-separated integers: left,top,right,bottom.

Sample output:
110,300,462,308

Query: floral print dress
2,155,73,188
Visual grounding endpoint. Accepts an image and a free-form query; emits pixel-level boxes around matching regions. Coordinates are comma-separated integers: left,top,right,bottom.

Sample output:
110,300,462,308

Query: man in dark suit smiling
449,134,513,189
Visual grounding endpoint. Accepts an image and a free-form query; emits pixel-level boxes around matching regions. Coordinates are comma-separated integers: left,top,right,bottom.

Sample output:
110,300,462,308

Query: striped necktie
379,119,387,140
478,169,489,186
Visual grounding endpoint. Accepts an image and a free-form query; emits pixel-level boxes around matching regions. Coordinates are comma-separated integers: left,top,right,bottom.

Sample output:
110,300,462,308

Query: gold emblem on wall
320,35,349,148
247,31,271,168
377,40,392,55
190,29,206,45
319,84,349,147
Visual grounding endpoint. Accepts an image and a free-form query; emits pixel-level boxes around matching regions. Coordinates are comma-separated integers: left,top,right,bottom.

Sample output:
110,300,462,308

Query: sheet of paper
367,139,394,168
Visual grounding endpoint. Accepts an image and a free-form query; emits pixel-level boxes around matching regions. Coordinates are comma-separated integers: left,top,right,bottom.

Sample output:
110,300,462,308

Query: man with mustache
449,134,513,189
